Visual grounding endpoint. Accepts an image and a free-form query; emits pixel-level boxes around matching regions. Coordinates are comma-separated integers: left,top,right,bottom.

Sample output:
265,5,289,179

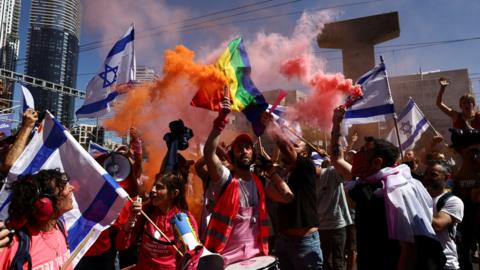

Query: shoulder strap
56,219,69,249
436,192,455,239
10,228,32,270
436,192,453,213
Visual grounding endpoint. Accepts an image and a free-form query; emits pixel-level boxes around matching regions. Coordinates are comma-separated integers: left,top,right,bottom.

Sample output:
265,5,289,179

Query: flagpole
127,196,184,257
60,229,96,270
282,124,323,155
381,56,404,161
95,116,100,144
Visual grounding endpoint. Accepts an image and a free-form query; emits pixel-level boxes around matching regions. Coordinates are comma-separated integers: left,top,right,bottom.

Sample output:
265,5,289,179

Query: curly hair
8,169,67,226
154,171,189,211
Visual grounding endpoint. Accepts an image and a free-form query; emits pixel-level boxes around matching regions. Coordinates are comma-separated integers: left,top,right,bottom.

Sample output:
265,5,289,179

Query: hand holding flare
213,86,231,131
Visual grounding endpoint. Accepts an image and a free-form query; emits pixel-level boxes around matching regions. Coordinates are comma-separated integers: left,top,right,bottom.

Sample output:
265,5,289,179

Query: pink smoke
279,55,362,130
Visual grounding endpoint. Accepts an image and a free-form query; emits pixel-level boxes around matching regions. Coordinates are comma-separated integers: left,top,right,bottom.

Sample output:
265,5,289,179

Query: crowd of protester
0,77,479,270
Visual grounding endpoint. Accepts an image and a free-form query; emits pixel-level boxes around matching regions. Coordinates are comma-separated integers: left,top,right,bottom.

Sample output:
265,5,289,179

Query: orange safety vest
204,173,269,254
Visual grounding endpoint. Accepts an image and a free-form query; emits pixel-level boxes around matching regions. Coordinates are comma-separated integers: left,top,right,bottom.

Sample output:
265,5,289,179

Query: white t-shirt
433,192,464,270
215,165,259,208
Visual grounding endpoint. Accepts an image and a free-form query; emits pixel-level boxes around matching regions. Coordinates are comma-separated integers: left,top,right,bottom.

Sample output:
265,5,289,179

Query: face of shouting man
232,140,254,171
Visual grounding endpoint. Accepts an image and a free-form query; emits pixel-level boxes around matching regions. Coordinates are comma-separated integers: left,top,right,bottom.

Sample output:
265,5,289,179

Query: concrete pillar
317,12,400,80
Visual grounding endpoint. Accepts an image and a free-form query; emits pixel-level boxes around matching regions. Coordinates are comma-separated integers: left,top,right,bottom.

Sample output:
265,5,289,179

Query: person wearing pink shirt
0,169,75,270
116,171,198,270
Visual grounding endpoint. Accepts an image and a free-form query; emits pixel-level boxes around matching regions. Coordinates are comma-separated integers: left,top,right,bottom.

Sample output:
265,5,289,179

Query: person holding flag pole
341,56,404,161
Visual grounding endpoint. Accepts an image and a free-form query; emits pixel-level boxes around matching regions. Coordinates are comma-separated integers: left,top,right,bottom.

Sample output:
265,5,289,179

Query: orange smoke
280,55,362,130
104,45,226,190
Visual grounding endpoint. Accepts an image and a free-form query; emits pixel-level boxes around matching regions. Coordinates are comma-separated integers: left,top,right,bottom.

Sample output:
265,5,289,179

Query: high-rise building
71,124,105,149
0,0,21,110
25,0,80,127
136,65,157,83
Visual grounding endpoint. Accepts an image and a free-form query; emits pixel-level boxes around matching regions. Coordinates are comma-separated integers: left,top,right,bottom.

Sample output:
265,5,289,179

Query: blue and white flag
0,112,128,267
21,84,35,111
386,97,430,152
76,24,136,118
311,151,327,167
0,114,13,137
88,141,110,157
343,62,395,125
268,104,302,143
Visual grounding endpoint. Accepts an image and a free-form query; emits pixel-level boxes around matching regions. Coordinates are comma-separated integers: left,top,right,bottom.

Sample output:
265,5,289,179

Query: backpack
436,192,455,239
10,220,68,270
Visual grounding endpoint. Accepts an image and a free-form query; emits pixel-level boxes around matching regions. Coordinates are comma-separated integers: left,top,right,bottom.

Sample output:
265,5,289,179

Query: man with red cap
203,96,292,266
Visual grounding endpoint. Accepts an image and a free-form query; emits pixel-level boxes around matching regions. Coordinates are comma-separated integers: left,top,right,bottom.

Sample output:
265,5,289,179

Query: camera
163,119,194,151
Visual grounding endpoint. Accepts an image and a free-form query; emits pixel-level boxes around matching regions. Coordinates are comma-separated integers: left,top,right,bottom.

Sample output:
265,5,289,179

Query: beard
424,180,444,195
234,156,252,170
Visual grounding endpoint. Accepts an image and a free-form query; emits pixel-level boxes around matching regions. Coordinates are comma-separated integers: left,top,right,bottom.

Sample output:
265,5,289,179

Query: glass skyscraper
0,0,21,110
25,0,80,126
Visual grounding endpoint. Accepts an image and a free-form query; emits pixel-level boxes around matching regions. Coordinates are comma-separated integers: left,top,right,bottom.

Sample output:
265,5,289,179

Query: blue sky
13,0,480,122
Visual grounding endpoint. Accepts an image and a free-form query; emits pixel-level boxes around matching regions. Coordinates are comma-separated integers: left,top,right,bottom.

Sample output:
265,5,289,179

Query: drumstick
121,264,136,270
60,229,96,270
127,196,184,257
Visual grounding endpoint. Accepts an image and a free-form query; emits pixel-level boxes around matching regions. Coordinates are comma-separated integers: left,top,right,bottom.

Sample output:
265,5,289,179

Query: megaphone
103,152,132,182
171,213,224,270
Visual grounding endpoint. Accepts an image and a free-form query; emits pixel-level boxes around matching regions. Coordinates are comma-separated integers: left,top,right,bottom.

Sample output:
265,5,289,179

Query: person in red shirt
116,171,198,270
0,169,75,270
436,77,480,129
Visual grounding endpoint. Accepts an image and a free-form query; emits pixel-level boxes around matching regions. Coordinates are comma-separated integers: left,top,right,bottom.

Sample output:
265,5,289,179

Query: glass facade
25,0,80,127
0,0,21,110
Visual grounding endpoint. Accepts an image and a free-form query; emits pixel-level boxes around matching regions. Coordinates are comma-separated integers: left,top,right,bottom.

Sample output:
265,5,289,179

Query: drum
225,256,279,270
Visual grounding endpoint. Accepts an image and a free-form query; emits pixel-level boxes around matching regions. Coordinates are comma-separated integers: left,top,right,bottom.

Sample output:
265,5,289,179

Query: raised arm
265,173,294,204
204,97,230,183
329,106,352,180
1,109,37,173
260,112,297,166
129,128,143,179
436,77,457,119
194,157,209,183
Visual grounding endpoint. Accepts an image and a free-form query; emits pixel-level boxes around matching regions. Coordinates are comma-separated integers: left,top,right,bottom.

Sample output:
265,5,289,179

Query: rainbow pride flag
191,37,268,135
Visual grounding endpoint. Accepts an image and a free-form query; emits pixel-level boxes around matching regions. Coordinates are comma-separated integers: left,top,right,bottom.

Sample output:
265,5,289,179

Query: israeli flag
386,97,429,152
0,112,128,267
269,104,302,143
76,24,136,118
343,62,395,125
21,84,35,111
88,141,110,157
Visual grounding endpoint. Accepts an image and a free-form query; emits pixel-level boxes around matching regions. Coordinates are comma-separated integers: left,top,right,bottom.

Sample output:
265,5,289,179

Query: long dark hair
8,169,67,227
155,171,189,211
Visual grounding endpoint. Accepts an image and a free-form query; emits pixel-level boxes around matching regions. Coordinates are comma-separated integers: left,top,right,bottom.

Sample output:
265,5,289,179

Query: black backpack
10,220,68,270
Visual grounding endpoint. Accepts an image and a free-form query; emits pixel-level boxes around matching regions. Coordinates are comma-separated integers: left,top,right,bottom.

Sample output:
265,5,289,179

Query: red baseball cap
230,133,254,149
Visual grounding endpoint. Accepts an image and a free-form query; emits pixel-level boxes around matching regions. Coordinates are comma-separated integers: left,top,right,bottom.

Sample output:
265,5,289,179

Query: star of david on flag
400,121,413,135
386,97,430,153
76,24,136,119
98,64,119,88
